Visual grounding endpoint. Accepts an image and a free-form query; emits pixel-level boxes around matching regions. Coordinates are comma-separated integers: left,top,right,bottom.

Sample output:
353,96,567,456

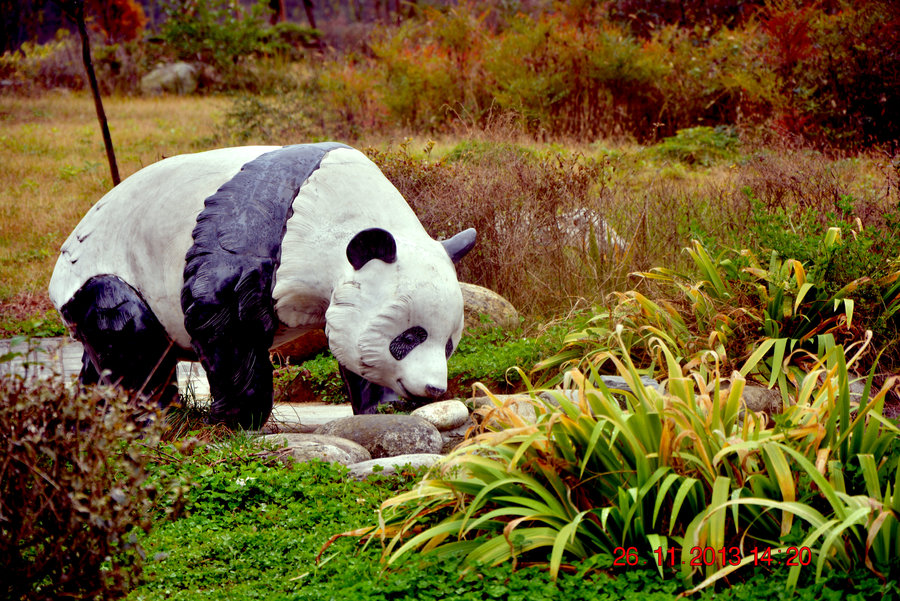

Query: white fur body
49,146,464,399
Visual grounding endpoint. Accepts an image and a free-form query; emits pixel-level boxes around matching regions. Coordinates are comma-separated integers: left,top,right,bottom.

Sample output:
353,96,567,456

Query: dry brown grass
1,93,897,331
0,92,227,302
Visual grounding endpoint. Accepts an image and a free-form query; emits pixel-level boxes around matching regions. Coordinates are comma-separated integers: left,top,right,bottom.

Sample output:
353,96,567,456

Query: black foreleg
183,263,277,430
60,275,179,407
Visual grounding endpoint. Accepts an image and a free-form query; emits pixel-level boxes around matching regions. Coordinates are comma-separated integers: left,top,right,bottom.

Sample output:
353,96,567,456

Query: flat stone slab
0,337,210,399
346,453,444,480
269,402,352,430
262,433,371,465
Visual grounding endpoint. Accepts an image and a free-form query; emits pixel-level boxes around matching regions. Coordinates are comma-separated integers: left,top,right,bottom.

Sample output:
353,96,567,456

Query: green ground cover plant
128,426,894,601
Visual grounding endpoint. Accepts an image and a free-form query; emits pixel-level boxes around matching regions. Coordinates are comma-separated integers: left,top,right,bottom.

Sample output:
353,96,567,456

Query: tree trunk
302,0,324,52
269,0,286,24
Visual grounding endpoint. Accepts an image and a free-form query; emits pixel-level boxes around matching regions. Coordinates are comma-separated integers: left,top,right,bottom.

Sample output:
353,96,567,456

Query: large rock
738,385,783,417
140,62,198,95
346,453,444,480
261,433,371,465
315,415,443,459
460,282,518,331
411,400,470,431
440,418,477,453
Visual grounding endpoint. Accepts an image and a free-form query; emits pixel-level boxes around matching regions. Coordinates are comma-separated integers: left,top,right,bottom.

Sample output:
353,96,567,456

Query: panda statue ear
441,228,477,264
347,228,398,270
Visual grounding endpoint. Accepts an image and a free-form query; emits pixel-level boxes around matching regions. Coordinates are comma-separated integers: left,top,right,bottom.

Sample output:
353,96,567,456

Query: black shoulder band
181,142,349,428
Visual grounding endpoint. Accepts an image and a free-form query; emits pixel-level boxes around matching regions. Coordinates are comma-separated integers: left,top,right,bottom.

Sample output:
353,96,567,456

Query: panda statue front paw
49,143,475,430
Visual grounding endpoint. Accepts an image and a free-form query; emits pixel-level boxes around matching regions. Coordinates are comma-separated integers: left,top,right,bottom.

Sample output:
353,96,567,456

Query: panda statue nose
424,385,446,399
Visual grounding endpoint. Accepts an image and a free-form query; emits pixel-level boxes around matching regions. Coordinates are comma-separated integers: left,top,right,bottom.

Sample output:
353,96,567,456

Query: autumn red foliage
86,0,146,43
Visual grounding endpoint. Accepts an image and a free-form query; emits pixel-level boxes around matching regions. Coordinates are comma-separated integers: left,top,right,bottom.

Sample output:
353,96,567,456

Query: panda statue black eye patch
445,338,454,359
390,326,428,360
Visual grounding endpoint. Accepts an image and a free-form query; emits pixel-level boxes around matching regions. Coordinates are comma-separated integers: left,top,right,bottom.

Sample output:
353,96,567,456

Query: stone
598,375,661,393
266,402,353,433
314,415,443,459
272,330,329,364
738,385,783,417
460,282,518,332
346,453,444,480
140,61,198,95
261,433,371,465
539,376,662,410
411,399,470,431
471,394,537,424
440,417,477,453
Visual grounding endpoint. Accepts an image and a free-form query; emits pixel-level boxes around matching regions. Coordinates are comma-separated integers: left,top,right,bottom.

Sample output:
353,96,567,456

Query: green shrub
0,373,179,600
745,189,900,367
158,0,317,92
370,333,900,593
0,32,86,92
648,126,740,167
274,352,345,405
485,14,665,139
371,7,489,131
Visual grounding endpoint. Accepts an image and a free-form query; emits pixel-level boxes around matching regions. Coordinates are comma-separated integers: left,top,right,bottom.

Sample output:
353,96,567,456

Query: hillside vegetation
1,2,899,599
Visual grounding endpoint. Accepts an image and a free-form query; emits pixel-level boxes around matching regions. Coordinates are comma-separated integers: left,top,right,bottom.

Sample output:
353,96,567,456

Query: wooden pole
60,0,120,186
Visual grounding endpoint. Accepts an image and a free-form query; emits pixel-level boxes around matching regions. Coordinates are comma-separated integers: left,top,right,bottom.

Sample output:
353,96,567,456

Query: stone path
0,336,211,396
0,336,352,426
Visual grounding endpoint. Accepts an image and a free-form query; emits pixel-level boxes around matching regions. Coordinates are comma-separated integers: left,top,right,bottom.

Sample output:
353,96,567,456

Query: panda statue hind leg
59,274,180,408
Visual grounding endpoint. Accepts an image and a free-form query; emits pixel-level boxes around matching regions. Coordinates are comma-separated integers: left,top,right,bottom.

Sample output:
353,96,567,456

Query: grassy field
0,93,227,322
2,93,898,339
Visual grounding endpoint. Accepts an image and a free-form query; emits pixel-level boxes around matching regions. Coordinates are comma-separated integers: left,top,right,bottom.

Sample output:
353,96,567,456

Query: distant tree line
1,0,433,54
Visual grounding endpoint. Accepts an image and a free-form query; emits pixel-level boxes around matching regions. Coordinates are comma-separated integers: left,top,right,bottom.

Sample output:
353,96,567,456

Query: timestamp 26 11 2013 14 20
613,546,814,568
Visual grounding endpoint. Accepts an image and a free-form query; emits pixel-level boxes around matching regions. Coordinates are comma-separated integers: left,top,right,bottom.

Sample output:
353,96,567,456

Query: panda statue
48,143,476,429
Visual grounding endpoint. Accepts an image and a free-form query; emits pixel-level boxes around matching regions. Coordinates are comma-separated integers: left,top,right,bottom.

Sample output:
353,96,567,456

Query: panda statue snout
48,143,476,427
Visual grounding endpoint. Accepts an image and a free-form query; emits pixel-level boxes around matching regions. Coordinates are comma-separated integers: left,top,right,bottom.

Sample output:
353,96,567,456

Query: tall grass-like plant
536,234,899,390
360,330,898,593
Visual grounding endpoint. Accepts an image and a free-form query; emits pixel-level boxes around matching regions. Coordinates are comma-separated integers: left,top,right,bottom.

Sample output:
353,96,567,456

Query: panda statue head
325,226,476,410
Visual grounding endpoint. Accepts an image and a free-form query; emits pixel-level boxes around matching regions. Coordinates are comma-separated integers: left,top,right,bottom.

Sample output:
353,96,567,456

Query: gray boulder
739,385,783,417
140,62,198,95
315,415,443,459
539,376,662,410
440,418,477,453
460,282,518,332
471,394,537,424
